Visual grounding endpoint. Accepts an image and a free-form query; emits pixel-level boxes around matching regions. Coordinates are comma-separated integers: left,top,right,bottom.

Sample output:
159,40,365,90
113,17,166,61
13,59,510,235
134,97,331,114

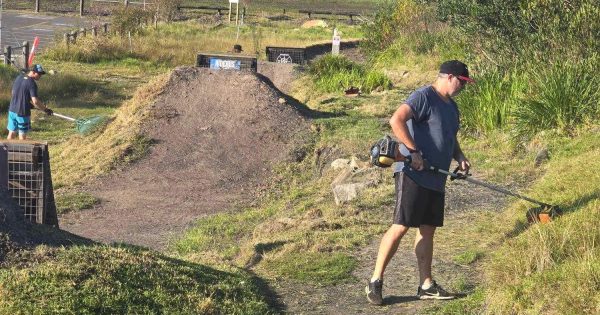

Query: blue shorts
7,111,31,134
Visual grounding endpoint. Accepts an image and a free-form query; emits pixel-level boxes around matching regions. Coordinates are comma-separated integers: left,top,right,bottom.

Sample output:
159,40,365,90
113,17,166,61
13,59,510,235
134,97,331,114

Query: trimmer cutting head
527,204,562,223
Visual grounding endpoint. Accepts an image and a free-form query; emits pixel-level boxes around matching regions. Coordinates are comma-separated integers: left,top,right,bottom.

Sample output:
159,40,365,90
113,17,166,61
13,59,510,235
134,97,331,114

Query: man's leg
414,224,436,286
6,131,16,140
366,224,409,305
18,132,27,140
371,224,410,281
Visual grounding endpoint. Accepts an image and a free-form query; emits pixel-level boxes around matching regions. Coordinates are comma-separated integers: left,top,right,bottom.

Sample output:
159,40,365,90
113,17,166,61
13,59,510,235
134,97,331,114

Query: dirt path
272,180,507,314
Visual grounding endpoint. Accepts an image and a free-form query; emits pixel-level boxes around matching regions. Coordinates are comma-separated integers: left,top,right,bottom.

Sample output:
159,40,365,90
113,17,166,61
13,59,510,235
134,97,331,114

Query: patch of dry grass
50,73,171,188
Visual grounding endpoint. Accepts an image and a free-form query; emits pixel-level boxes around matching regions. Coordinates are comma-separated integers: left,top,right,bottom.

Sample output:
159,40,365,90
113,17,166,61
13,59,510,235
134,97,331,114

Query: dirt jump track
59,66,309,250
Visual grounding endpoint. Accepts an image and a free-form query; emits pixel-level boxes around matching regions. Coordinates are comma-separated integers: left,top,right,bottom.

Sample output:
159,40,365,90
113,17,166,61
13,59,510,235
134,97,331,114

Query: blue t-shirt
393,85,460,192
9,75,38,117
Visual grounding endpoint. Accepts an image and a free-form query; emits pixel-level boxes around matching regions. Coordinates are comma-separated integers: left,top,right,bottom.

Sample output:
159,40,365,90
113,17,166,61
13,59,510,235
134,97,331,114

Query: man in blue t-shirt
7,64,53,140
366,60,474,304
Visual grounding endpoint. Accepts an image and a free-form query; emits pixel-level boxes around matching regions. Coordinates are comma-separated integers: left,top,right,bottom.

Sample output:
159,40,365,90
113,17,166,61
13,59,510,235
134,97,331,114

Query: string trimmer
370,136,562,223
51,112,106,135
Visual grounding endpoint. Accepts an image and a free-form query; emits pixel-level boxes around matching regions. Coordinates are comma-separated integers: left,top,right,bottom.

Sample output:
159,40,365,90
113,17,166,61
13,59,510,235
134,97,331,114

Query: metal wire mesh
5,142,45,223
266,47,307,64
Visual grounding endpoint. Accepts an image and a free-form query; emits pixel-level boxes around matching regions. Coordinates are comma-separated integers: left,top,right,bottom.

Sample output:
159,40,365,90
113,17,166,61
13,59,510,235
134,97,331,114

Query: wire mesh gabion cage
266,47,307,65
0,141,58,226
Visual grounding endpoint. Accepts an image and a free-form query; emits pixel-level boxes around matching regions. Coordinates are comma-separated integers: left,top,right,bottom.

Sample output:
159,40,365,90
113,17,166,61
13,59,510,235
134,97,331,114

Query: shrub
111,7,154,36
361,0,433,58
153,0,183,22
437,0,600,66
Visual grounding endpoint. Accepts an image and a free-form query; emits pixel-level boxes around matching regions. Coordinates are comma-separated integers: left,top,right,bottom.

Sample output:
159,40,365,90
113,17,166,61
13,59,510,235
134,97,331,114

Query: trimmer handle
450,166,470,181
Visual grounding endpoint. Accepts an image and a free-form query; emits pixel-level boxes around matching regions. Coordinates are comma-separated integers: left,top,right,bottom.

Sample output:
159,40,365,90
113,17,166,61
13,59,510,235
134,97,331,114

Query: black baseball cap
439,60,475,83
31,64,46,75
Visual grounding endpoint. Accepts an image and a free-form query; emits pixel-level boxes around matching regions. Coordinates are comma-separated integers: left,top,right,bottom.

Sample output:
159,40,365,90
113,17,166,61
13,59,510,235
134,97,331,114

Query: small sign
229,0,239,3
276,54,293,64
332,36,341,46
209,58,241,70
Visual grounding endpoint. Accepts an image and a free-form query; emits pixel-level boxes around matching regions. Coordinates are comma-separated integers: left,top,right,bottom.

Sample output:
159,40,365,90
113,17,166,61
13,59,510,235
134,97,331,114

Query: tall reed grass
514,59,600,138
456,71,524,134
308,54,391,93
456,58,600,140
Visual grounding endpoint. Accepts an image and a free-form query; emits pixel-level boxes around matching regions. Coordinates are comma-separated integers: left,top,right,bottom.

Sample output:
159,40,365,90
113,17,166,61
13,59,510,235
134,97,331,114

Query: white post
229,2,232,22
236,3,239,26
332,28,341,55
0,0,3,56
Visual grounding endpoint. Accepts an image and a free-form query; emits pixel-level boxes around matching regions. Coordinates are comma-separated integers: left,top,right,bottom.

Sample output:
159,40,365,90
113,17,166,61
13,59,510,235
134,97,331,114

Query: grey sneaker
365,279,383,305
417,281,455,300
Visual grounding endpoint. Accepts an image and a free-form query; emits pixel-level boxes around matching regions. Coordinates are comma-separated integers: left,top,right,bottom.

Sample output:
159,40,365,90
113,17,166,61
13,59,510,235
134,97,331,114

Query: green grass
0,245,273,314
453,250,483,266
262,252,357,286
55,192,99,215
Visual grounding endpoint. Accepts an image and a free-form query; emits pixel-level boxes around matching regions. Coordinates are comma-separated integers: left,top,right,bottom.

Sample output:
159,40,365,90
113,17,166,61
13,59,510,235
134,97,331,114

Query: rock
534,148,549,167
332,183,369,205
301,20,328,28
331,167,381,205
349,157,360,170
331,158,350,170
278,97,286,104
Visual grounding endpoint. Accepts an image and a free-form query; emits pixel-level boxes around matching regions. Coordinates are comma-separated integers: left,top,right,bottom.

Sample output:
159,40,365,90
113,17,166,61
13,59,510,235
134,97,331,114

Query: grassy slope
0,245,272,314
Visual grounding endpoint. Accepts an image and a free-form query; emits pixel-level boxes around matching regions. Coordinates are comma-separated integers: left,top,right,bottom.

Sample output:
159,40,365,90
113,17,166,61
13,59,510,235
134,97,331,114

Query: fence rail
298,9,360,21
177,5,229,15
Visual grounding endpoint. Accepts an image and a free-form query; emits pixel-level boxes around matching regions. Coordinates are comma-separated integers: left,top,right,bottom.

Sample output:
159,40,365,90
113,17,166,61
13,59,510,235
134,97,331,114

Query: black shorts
393,172,445,227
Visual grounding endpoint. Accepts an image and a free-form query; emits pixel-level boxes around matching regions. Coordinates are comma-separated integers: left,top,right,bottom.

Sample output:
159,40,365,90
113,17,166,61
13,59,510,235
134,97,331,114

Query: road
1,10,92,53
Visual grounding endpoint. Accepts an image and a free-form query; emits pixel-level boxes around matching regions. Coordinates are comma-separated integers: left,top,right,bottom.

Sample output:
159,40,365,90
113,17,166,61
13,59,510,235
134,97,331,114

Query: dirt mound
0,191,90,265
60,68,309,250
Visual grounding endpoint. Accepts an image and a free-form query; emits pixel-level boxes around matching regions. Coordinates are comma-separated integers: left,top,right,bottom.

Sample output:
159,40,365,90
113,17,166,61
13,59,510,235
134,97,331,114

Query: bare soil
59,67,308,250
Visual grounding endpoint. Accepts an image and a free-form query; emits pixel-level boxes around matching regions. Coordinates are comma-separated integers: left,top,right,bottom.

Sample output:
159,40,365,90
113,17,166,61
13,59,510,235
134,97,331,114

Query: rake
52,112,107,135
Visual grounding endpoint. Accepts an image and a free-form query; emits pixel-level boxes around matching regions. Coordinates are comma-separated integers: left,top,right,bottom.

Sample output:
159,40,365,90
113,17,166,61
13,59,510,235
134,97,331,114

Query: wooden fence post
103,23,108,34
92,26,98,37
124,0,129,8
64,33,70,47
22,41,30,69
80,28,87,37
70,31,78,44
35,0,40,13
4,46,11,65
80,0,85,16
